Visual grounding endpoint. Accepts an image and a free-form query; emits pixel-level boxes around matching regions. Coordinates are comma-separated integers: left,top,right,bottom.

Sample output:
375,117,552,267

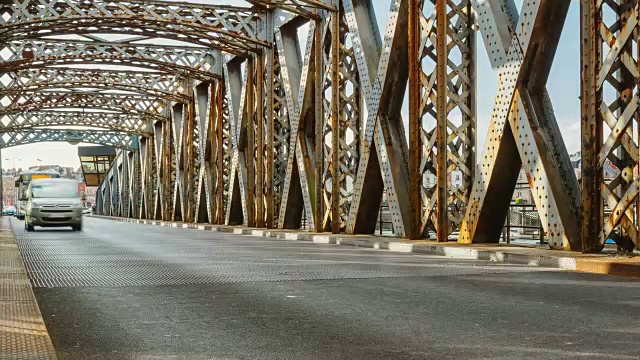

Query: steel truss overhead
1,40,222,81
2,0,632,253
0,91,168,121
0,129,138,150
1,68,190,103
0,0,265,53
0,111,152,136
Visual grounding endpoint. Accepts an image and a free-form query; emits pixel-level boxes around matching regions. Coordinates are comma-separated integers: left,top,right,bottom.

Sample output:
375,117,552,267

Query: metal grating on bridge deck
13,219,543,289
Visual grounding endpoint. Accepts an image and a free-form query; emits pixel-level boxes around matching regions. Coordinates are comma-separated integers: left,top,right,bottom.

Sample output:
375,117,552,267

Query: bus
14,170,60,219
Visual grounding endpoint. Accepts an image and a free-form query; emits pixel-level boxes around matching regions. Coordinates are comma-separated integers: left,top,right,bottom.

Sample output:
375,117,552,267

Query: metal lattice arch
0,0,637,254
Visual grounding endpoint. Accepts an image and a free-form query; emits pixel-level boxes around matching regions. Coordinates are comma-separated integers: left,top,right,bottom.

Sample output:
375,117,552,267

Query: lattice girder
0,91,168,121
1,40,222,81
581,0,640,252
406,0,476,240
0,128,138,150
1,68,190,103
0,0,264,53
248,0,335,19
0,111,152,135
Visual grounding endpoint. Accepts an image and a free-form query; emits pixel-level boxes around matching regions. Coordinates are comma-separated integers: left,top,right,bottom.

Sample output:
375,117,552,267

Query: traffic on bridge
1,0,639,359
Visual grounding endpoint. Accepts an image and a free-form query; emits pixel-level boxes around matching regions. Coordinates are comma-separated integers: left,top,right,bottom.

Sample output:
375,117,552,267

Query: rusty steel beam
0,68,190,103
216,80,226,224
0,0,265,52
255,53,265,228
435,0,448,242
460,0,580,250
247,0,335,19
0,128,139,150
275,19,318,231
330,1,340,233
0,111,152,135
0,91,168,121
265,11,276,229
313,17,324,233
408,0,421,240
1,39,222,81
345,0,412,237
581,0,639,252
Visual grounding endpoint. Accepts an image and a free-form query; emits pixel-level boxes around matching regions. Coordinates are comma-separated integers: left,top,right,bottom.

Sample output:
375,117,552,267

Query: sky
2,0,582,170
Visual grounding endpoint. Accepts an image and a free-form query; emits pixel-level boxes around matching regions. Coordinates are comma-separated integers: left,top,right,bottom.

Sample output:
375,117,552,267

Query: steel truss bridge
0,0,635,253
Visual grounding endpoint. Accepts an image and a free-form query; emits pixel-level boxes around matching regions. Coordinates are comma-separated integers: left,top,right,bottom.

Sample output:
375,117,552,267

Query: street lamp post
5,158,22,170
3,157,22,208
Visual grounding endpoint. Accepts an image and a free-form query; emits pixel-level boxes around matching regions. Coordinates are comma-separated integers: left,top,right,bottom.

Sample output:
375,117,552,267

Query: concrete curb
90,216,640,277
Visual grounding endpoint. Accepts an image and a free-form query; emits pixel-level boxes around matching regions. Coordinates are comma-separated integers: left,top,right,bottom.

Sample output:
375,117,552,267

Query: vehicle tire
26,225,34,232
73,225,82,232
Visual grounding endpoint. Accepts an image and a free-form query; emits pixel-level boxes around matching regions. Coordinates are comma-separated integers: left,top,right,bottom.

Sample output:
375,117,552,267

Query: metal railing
375,200,395,236
503,203,545,245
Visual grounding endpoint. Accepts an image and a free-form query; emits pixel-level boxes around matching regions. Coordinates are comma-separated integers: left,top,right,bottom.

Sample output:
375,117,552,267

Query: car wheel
26,225,34,232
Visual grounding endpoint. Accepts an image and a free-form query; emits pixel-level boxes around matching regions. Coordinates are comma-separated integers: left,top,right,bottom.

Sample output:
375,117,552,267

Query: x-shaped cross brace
459,0,581,250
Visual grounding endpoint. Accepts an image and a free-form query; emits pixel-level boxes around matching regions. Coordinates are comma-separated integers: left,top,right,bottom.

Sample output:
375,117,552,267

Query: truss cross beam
1,68,190,103
0,128,139,150
0,111,152,136
1,40,222,81
0,91,168,121
0,0,265,52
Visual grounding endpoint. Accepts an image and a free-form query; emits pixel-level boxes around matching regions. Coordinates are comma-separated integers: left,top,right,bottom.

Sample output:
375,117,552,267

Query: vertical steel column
331,0,341,233
265,13,276,229
216,80,225,224
207,82,217,223
0,154,3,210
580,0,601,252
617,0,635,248
187,98,195,223
435,0,448,242
256,53,265,228
163,120,171,221
408,0,421,240
314,16,324,233
247,57,256,227
582,0,639,252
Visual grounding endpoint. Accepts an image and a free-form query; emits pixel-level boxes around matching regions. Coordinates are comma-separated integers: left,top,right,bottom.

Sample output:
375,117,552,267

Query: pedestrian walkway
93,216,640,278
0,217,57,359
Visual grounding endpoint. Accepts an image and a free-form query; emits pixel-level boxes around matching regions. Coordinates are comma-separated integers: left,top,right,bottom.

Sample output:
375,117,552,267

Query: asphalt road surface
12,217,640,360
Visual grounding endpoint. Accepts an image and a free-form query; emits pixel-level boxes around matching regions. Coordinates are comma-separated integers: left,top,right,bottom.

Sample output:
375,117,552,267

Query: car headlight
73,201,84,208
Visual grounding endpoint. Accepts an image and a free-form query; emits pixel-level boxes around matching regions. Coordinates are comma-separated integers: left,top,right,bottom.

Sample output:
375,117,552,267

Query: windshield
31,182,78,198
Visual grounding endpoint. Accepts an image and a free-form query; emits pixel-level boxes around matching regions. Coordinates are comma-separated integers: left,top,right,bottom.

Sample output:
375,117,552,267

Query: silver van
24,178,83,232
